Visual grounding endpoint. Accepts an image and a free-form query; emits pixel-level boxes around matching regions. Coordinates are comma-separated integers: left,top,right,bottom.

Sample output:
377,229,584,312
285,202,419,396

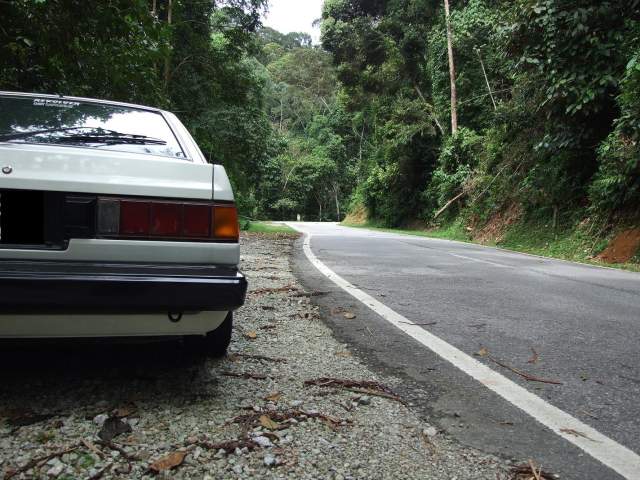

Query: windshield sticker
33,98,80,108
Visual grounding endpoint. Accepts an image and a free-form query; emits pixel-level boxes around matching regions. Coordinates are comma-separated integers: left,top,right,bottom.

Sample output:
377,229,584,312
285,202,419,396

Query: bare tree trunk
163,0,173,91
443,0,458,134
279,95,284,133
333,184,341,220
475,47,497,110
152,0,157,16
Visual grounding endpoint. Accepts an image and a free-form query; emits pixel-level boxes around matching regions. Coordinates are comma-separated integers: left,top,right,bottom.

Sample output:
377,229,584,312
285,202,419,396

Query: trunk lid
0,144,213,200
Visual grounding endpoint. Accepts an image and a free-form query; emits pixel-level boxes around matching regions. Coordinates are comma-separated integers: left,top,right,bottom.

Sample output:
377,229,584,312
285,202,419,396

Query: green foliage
425,127,482,217
0,0,168,105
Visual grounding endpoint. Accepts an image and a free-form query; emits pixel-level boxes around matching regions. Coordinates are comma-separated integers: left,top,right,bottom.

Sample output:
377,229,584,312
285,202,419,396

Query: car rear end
0,92,246,349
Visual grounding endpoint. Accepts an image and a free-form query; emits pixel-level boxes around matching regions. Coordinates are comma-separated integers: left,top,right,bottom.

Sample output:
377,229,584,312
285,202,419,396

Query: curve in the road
288,222,640,480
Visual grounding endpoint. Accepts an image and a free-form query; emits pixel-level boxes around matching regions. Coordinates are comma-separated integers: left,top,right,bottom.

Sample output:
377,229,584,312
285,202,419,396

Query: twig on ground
220,371,270,380
81,438,106,459
399,321,438,326
559,428,599,442
527,348,539,364
486,355,562,385
4,443,80,479
96,440,137,460
345,387,405,404
304,377,402,401
528,459,542,480
510,461,556,480
291,291,330,298
230,353,287,363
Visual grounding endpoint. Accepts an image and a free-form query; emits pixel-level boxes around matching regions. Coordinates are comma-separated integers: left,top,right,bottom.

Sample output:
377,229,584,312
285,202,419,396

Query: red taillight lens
151,203,182,236
120,201,150,235
183,204,211,237
212,204,239,241
97,197,238,242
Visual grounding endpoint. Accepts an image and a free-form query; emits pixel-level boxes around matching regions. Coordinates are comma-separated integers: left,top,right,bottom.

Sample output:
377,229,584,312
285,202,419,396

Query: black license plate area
0,189,45,245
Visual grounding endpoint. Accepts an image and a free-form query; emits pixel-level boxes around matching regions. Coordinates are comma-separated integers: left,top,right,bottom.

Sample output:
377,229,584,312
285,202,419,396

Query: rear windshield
0,95,185,159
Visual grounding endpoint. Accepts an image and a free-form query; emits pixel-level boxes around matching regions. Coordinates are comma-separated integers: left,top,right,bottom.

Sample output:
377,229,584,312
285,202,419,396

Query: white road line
448,252,510,268
289,224,640,480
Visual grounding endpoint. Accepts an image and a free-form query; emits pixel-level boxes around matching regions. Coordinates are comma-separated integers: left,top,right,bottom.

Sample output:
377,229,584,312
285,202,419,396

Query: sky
262,0,324,44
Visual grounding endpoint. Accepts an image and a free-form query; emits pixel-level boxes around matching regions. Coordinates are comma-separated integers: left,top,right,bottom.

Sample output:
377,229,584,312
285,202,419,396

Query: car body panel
0,311,228,338
0,92,244,338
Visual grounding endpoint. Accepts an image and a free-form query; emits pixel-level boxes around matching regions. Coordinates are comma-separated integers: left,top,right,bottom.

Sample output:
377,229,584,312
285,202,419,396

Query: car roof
0,91,165,113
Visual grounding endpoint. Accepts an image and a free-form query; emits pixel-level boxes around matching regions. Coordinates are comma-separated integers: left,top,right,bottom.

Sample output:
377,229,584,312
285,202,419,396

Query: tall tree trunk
443,0,458,134
163,0,173,91
333,183,340,220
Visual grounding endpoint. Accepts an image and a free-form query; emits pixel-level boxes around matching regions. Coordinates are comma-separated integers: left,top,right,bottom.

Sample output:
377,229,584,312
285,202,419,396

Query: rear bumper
0,260,247,314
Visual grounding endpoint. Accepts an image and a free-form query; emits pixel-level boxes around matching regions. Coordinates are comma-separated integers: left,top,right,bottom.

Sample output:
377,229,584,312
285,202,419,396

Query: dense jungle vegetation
1,0,639,260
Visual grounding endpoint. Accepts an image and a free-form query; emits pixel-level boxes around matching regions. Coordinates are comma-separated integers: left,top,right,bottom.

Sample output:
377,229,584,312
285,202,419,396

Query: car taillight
97,197,238,242
213,204,239,241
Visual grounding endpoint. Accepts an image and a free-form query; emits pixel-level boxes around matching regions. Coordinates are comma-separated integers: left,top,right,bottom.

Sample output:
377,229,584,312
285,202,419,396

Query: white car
0,91,246,356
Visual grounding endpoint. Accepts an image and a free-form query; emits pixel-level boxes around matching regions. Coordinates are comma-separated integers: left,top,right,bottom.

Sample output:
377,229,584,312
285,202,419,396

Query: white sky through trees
263,0,323,44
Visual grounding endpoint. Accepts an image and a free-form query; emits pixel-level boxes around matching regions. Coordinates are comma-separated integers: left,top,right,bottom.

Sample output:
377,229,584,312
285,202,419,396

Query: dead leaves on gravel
148,451,187,474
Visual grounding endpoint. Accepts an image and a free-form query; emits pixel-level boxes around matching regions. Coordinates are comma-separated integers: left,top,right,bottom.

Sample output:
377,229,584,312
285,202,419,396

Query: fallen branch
220,371,270,380
304,378,400,399
434,191,466,219
4,443,80,479
486,355,563,385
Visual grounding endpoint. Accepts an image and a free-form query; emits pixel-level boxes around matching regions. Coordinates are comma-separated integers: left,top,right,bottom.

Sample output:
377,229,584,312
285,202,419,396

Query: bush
424,127,482,219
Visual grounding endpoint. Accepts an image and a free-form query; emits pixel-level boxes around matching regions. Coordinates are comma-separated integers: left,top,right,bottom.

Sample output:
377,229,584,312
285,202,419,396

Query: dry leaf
264,392,282,402
343,312,356,319
244,331,258,340
335,351,352,358
259,415,280,430
149,451,187,473
476,347,489,357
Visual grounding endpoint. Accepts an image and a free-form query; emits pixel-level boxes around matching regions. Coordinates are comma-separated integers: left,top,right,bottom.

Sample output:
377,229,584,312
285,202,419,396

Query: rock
290,400,303,407
93,413,109,426
252,436,273,448
46,463,64,477
263,453,277,467
232,464,244,474
358,396,371,406
423,426,437,437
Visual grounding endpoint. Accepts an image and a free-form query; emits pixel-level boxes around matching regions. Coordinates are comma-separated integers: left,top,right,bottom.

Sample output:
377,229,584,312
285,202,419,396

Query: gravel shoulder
0,233,508,479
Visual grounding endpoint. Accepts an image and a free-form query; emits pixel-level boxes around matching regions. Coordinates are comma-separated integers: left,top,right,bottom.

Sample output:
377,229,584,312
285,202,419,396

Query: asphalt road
289,222,640,480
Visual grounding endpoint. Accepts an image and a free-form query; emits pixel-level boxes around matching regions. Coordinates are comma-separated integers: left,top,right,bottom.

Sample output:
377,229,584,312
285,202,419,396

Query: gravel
0,232,508,479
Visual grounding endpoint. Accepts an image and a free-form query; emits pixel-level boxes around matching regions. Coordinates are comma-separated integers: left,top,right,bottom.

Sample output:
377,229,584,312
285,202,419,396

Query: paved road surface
289,222,640,480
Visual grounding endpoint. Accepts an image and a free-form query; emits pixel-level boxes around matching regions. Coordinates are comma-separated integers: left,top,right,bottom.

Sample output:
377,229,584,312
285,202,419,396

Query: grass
242,221,296,234
342,219,640,272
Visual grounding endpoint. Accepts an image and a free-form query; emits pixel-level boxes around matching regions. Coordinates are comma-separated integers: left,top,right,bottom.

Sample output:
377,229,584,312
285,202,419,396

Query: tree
443,0,458,133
